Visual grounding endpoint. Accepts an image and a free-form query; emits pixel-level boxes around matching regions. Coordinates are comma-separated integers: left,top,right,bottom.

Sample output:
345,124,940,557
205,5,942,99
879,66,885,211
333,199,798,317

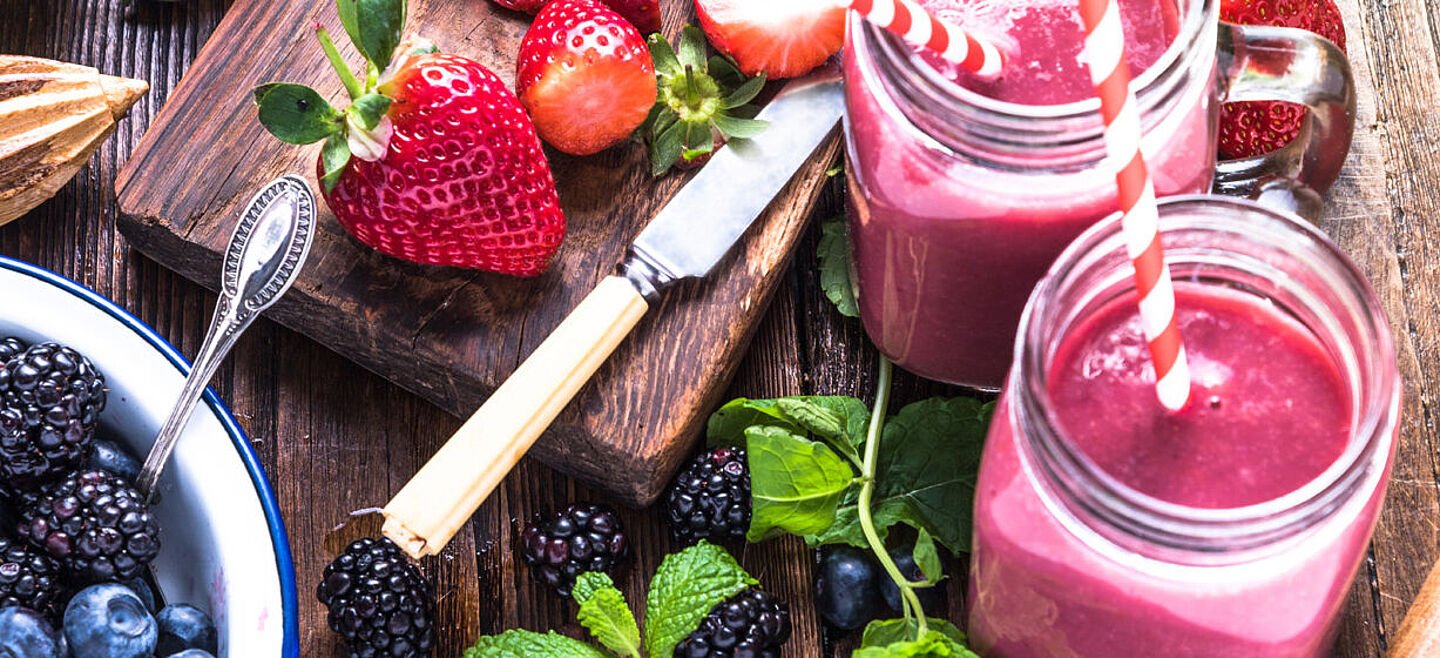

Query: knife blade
382,64,846,560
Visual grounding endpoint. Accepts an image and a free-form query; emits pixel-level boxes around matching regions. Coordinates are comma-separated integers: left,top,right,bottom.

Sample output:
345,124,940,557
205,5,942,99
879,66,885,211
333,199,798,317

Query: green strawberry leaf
650,120,685,176
463,630,610,657
647,32,683,76
818,217,860,318
913,528,943,585
644,542,757,658
712,114,769,139
856,620,978,658
807,398,993,554
349,93,392,130
320,132,352,194
336,0,407,70
254,83,343,145
745,425,856,541
572,573,642,658
721,74,766,109
677,25,708,71
707,55,745,89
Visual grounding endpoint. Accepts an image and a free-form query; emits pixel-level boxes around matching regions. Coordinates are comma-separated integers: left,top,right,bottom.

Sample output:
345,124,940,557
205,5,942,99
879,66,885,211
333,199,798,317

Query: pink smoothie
844,0,1218,388
967,285,1382,656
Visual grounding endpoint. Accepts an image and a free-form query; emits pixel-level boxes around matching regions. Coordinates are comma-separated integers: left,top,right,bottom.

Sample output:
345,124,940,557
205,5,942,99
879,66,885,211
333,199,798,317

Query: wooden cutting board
114,0,841,507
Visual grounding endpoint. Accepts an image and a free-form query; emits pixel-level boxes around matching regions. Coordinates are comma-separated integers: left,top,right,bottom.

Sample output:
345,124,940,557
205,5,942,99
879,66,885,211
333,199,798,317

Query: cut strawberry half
694,0,845,79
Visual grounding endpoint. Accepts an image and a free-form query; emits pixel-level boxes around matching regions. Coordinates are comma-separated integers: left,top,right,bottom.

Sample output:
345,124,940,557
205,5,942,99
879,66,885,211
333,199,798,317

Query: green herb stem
316,27,365,100
856,356,929,638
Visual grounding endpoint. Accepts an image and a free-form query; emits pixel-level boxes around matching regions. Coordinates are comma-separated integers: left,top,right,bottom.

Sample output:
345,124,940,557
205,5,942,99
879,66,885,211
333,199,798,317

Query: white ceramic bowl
0,256,298,656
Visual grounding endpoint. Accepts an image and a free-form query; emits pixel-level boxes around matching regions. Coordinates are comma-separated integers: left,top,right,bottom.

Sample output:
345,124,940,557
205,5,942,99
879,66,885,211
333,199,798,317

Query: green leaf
336,0,407,69
644,542,757,658
707,55,745,88
818,217,860,318
707,396,869,464
320,132,352,194
349,93,392,130
712,114,769,139
572,573,642,658
650,119,685,176
811,398,994,553
463,630,610,658
677,25,708,71
721,73,766,109
647,32,683,76
913,528,943,586
252,82,283,105
254,83,343,145
745,426,856,541
855,620,978,658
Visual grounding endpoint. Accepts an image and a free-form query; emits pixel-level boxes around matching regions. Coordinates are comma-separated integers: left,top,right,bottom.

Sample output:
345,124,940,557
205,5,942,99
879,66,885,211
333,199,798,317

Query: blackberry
16,469,160,582
0,536,65,622
0,342,107,488
519,503,629,597
318,537,435,658
0,337,28,362
673,588,791,658
664,447,751,545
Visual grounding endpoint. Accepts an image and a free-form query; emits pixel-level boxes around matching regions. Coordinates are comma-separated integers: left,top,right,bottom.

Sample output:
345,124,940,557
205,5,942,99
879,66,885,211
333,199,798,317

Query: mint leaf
861,618,969,648
463,630,609,658
818,217,860,318
644,542,757,658
573,573,642,658
336,0,407,70
913,528,943,585
254,83,343,145
774,398,862,466
745,426,856,541
708,396,868,450
808,398,993,553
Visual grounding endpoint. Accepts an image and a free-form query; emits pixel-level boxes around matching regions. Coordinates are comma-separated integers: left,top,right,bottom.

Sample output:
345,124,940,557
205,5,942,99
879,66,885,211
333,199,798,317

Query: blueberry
118,577,156,613
814,546,879,631
155,604,217,655
0,606,63,657
63,583,157,658
162,651,214,658
880,544,945,613
88,439,141,484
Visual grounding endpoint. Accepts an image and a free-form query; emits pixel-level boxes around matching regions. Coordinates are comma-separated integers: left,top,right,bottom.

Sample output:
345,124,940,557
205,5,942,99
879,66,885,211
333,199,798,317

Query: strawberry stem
316,26,364,100
684,65,700,108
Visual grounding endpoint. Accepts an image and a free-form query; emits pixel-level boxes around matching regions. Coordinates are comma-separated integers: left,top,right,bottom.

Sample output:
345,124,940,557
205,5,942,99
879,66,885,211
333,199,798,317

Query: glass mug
842,0,1356,389
967,195,1400,656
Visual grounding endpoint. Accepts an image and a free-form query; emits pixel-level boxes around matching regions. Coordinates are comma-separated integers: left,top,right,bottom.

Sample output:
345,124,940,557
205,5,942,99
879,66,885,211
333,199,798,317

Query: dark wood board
111,0,841,507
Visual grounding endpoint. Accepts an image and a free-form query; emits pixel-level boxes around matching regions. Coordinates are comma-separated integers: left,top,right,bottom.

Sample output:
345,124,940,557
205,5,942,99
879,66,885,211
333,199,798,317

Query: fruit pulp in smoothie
844,0,1217,388
968,285,1379,656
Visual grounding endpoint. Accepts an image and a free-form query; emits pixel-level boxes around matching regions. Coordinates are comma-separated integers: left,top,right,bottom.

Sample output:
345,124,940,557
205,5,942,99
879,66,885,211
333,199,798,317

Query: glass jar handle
1212,22,1356,221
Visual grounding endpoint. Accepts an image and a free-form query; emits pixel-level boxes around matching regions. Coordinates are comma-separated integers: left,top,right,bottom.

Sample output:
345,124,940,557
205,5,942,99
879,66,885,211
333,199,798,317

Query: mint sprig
854,618,979,657
818,217,861,318
573,573,642,658
463,630,611,657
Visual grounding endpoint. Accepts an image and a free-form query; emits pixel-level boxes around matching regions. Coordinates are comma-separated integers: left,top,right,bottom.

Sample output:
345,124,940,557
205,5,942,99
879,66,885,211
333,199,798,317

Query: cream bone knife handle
1389,559,1440,657
382,274,650,559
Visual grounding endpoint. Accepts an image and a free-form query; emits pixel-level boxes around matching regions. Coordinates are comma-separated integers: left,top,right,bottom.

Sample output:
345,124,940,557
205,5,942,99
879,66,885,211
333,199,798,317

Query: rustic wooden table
0,0,1424,655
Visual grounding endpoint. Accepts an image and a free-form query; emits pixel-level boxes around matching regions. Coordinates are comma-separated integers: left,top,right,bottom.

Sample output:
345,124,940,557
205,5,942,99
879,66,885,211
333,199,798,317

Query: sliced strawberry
1217,0,1347,159
694,0,845,79
517,0,657,156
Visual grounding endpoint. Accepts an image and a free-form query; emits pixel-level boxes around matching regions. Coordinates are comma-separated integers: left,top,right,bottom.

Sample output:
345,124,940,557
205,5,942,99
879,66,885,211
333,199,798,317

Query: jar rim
1012,196,1399,560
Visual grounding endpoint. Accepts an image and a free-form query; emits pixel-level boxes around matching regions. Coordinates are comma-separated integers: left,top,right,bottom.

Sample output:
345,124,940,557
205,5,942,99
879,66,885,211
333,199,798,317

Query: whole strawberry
1217,0,1347,159
518,0,657,156
488,0,663,33
254,0,566,276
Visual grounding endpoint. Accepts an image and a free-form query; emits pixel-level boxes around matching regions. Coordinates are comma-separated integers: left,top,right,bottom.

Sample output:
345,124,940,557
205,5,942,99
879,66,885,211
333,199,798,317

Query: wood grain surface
111,0,840,507
0,0,1428,655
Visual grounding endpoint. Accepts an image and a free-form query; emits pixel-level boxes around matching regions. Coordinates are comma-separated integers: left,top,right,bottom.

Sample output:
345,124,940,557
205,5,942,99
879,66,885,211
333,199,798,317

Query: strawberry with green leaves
517,0,658,156
253,0,565,276
639,26,768,175
1218,0,1348,159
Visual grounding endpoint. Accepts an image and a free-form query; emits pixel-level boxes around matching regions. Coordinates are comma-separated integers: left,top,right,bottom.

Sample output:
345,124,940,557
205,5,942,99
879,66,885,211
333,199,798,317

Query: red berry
491,0,549,11
1217,0,1347,159
488,0,660,33
517,0,657,156
323,54,566,276
694,0,845,79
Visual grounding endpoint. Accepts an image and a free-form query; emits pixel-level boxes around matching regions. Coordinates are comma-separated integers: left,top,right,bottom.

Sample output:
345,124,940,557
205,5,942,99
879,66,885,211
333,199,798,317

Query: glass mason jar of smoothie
843,0,1355,388
967,196,1400,656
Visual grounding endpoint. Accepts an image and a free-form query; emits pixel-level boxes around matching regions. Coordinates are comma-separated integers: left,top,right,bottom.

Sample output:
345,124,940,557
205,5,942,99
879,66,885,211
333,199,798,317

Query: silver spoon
136,175,317,500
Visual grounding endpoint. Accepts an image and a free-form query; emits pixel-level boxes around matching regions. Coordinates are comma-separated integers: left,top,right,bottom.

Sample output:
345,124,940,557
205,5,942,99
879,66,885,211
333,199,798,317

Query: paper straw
842,0,1005,76
1078,0,1191,411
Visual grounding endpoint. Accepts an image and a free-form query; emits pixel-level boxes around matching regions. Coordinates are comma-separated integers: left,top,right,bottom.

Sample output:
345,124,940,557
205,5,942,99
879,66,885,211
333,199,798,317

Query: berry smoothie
968,285,1386,656
844,0,1218,388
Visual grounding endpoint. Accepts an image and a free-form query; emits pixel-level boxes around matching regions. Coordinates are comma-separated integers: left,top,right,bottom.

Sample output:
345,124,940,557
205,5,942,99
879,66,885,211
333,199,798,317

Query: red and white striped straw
1078,0,1191,411
841,0,1005,76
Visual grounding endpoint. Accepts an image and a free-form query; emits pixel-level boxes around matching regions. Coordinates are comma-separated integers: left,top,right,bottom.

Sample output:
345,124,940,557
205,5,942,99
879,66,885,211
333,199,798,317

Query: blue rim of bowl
0,255,300,657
